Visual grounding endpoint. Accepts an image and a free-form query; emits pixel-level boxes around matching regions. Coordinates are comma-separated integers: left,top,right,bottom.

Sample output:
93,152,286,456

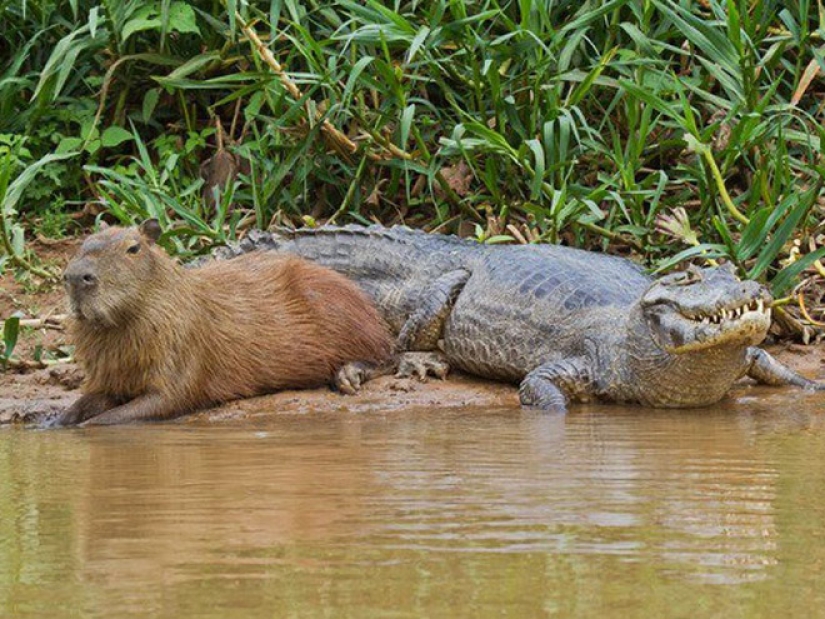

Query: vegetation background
2,0,825,362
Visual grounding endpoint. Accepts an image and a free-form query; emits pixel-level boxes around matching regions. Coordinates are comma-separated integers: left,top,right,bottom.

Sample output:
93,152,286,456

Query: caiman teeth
687,298,771,325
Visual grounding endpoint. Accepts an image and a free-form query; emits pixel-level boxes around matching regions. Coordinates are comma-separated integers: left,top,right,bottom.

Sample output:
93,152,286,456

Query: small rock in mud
46,364,85,390
389,379,417,393
0,396,73,425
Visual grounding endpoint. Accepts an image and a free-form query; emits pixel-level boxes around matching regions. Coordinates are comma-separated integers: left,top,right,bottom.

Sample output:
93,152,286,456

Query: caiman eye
127,244,141,254
668,266,703,286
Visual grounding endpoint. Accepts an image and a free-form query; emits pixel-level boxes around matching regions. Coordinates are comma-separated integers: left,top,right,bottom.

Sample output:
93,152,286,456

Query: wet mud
0,365,520,425
1,344,823,426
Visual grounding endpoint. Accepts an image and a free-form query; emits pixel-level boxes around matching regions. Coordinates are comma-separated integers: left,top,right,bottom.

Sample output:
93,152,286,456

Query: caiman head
640,265,772,354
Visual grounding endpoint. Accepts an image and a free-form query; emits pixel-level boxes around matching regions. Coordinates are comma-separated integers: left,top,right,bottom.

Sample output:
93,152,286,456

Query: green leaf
122,6,162,42
406,26,430,64
619,78,686,124
652,244,730,274
559,0,630,36
142,88,161,122
89,6,100,38
168,1,200,35
56,137,83,154
736,206,772,262
101,126,134,148
651,0,740,78
749,186,820,280
400,104,415,151
2,152,77,216
526,139,545,201
340,56,375,110
2,316,20,363
163,52,220,81
10,225,24,256
771,247,825,296
32,24,104,103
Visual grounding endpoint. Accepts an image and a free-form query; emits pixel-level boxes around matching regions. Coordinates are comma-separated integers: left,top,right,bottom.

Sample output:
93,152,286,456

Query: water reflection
1,391,824,617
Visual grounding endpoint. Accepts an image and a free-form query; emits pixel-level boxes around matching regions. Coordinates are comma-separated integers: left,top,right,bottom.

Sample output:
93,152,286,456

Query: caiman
220,225,824,411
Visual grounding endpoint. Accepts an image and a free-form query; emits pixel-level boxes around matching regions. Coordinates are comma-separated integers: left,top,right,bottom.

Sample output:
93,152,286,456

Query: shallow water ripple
2,398,825,617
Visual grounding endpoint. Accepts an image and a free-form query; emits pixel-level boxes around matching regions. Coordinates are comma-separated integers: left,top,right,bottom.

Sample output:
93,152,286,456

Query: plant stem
701,149,750,225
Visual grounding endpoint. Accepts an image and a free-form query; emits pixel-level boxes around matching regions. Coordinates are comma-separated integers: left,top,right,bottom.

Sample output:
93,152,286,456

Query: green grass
1,0,824,304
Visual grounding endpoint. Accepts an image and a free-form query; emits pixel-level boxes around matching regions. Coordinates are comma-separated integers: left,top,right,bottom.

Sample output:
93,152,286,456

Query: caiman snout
738,279,770,300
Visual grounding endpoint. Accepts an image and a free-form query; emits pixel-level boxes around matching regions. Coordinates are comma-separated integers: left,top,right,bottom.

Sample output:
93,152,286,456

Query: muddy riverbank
2,235,825,425
0,364,521,425
2,343,823,426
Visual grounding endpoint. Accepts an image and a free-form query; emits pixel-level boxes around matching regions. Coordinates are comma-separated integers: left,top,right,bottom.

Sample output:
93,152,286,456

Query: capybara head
64,220,166,327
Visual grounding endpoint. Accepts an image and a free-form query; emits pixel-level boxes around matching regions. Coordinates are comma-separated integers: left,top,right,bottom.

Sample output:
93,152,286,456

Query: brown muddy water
2,389,825,618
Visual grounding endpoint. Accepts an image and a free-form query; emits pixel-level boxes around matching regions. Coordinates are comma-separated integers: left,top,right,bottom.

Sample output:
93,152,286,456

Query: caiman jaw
649,297,773,354
683,298,771,326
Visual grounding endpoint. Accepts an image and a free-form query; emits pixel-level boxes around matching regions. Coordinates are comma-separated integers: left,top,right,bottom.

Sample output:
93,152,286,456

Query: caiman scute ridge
220,225,825,411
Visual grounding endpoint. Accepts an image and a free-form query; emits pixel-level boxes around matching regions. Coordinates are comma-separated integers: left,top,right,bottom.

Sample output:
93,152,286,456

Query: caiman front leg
390,268,470,382
745,347,825,390
519,357,595,412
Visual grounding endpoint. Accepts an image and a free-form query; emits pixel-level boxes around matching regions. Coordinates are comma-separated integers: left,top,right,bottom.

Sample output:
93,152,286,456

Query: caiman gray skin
223,225,824,411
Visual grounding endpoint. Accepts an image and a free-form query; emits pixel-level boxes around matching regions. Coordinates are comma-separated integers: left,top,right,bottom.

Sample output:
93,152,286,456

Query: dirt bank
0,364,521,425
2,344,824,426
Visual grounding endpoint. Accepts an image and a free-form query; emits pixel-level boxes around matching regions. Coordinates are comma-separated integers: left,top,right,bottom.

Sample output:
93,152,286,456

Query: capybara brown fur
56,220,393,426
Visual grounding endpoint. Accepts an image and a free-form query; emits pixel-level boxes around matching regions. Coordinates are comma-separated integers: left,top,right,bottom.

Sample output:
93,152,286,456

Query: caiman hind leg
519,357,594,412
333,352,451,394
395,351,450,380
334,360,391,394
745,347,825,390
332,269,469,393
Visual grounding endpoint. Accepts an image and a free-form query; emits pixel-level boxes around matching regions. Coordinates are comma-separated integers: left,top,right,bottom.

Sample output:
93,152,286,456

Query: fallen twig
3,357,72,371
1,314,67,331
238,15,357,158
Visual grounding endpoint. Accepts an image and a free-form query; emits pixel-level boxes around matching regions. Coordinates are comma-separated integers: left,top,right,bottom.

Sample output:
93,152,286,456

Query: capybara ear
140,219,162,243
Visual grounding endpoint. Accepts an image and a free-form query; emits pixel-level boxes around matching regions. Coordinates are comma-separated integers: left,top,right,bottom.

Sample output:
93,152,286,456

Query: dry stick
797,291,825,327
238,15,357,158
16,315,67,330
578,221,645,252
0,229,56,281
358,124,476,219
773,305,812,342
4,357,72,371
237,15,478,220
506,224,529,245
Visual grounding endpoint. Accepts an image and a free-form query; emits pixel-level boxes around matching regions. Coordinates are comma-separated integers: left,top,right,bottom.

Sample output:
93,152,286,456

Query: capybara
56,220,393,426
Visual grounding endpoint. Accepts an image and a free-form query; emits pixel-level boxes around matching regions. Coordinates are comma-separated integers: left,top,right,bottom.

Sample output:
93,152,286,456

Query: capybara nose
64,268,98,289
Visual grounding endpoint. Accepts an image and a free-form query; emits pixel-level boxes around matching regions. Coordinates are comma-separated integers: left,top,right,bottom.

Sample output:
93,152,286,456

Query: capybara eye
127,244,141,254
